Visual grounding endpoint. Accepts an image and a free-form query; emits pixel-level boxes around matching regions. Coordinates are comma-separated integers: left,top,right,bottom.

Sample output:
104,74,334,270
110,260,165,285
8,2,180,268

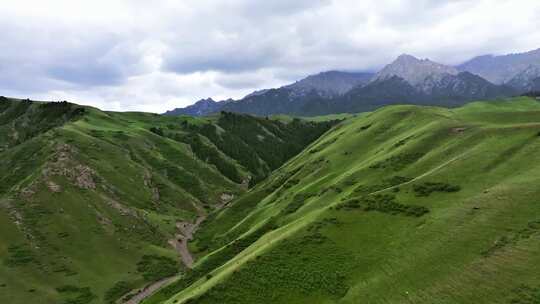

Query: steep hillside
147,97,540,304
0,98,332,304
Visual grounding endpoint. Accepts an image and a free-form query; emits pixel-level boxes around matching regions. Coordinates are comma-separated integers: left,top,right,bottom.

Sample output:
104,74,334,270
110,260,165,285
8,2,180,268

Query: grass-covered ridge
147,97,540,304
0,98,333,304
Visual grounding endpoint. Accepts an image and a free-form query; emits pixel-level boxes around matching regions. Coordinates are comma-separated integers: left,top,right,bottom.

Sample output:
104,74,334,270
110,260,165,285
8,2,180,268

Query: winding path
124,277,177,304
121,194,233,303
168,214,206,268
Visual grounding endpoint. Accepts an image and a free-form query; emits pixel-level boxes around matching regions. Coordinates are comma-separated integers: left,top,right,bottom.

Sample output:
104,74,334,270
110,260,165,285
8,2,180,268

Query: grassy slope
0,99,331,304
153,97,540,304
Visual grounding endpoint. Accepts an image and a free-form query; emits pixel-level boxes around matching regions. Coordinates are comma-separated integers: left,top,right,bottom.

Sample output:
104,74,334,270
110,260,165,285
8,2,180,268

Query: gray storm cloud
0,0,539,112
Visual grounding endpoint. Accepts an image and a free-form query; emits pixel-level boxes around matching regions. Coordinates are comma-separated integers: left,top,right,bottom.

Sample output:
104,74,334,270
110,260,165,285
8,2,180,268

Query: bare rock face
74,165,96,190
373,54,459,92
46,181,62,193
40,143,97,190
506,64,540,92
366,54,514,100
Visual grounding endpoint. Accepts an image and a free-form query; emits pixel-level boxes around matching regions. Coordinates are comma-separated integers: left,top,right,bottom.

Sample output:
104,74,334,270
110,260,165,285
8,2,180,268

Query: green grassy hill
0,98,332,304
145,96,540,304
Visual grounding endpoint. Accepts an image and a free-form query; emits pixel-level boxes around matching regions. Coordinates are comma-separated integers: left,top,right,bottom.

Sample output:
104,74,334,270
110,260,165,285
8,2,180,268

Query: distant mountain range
165,48,540,117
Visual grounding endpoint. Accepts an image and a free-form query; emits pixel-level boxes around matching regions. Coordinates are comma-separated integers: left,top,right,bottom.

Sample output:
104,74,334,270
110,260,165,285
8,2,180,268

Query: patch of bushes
51,264,78,276
357,124,372,131
393,135,414,148
302,218,342,245
185,234,353,304
413,182,461,197
369,153,424,171
282,178,300,189
149,127,164,136
319,186,343,196
104,280,137,304
56,285,96,304
280,193,316,215
337,194,429,217
113,131,130,141
137,255,179,281
4,245,37,267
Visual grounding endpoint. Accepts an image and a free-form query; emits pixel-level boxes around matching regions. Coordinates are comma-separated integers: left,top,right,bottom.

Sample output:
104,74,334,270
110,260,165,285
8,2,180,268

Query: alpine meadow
1,1,540,304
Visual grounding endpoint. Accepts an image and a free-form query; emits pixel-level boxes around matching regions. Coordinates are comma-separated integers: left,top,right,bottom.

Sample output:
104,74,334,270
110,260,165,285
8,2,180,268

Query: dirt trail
169,193,234,268
121,193,234,303
123,277,177,304
168,214,206,268
371,149,474,195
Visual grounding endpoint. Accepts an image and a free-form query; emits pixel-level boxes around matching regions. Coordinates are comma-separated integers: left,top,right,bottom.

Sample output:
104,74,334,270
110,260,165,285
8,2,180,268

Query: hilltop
146,96,540,304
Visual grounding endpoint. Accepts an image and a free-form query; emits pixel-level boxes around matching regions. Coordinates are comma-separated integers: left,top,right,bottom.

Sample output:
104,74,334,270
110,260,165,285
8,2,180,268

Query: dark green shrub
4,245,36,267
353,176,412,195
136,255,179,281
369,153,424,171
357,124,372,131
56,285,96,304
337,194,429,217
149,127,164,136
281,193,316,215
104,281,137,304
413,182,461,197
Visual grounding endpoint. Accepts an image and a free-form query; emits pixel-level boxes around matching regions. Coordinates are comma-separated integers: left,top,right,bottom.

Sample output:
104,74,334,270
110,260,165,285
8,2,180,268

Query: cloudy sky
1,0,539,113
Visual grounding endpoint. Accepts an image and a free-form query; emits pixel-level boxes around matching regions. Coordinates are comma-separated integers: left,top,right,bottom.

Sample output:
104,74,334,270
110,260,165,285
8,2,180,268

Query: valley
1,96,540,304
0,98,333,304
2,2,540,304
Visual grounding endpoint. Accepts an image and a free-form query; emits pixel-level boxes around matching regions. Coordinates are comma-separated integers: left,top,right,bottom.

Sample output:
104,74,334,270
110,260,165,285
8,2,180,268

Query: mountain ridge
164,48,540,117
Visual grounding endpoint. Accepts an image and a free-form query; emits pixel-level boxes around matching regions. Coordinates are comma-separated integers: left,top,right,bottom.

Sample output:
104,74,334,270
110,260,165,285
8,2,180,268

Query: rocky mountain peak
373,54,458,88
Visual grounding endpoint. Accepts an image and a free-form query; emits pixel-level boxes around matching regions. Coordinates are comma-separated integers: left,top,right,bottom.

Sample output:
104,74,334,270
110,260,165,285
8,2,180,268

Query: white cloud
0,0,539,113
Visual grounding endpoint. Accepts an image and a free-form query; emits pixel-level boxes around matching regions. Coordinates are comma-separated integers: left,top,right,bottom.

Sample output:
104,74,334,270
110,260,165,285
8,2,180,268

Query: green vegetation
137,255,179,281
352,175,412,195
3,96,540,304
0,98,328,304
508,284,540,304
56,285,96,304
412,182,461,196
337,194,429,217
369,152,425,170
104,281,137,304
152,97,540,304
